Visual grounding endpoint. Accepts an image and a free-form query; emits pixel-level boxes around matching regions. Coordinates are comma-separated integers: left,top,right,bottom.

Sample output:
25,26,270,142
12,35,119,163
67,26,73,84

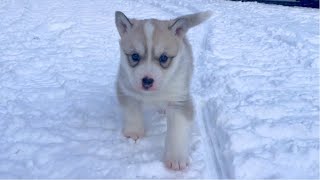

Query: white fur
121,96,144,141
164,106,192,170
144,20,154,56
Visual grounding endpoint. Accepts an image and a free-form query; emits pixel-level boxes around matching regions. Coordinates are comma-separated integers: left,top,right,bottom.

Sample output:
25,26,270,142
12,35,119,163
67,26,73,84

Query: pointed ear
115,11,133,37
169,11,212,37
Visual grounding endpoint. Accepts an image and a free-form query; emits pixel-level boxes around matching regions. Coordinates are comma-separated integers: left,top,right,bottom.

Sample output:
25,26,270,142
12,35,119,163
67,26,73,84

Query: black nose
142,77,154,90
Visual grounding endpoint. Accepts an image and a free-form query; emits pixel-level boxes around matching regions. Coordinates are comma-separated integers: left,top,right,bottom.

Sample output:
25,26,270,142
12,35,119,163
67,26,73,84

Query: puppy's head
115,11,212,93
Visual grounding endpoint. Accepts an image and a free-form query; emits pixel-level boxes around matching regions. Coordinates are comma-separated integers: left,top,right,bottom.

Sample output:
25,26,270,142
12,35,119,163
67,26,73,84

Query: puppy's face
115,11,212,93
119,19,181,93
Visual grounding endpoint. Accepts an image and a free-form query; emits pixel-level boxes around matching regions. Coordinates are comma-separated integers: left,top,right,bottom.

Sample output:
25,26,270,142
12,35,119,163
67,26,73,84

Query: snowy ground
0,0,319,178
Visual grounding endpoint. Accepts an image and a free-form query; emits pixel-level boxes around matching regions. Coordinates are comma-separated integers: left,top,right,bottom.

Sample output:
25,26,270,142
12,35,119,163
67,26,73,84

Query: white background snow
0,0,319,178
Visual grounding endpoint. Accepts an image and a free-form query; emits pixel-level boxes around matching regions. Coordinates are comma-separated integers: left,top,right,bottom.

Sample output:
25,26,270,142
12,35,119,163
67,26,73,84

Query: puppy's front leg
164,100,194,170
120,97,144,141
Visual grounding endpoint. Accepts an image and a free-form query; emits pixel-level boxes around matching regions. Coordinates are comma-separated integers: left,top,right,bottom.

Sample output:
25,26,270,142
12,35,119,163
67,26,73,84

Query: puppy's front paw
122,127,144,141
164,153,189,170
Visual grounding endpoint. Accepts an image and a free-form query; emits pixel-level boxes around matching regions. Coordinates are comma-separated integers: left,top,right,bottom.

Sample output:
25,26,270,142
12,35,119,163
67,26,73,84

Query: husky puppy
115,11,212,170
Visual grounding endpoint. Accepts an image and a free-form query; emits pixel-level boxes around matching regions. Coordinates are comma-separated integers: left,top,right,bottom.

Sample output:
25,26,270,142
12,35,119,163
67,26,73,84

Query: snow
0,0,319,178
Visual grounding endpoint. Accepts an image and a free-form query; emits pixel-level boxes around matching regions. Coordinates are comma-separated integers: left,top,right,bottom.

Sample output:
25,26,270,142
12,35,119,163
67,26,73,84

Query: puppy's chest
142,101,168,112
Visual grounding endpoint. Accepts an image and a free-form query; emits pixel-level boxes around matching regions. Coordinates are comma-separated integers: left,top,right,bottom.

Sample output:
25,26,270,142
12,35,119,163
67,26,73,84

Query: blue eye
159,54,168,63
131,53,140,62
